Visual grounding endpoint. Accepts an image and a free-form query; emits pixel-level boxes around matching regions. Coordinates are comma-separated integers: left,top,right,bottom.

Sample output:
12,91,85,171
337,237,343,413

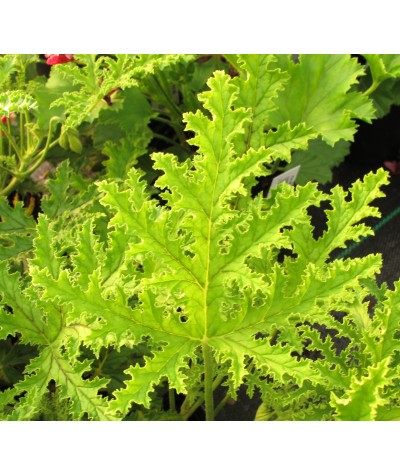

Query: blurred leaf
288,138,350,185
0,339,38,389
0,197,37,260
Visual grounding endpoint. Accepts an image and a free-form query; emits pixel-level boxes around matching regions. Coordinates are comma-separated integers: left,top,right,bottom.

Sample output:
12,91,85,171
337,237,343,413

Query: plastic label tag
267,165,301,198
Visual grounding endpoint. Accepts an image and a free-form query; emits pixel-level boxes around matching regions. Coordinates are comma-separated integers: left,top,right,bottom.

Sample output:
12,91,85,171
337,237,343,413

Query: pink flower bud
1,112,17,136
45,54,75,66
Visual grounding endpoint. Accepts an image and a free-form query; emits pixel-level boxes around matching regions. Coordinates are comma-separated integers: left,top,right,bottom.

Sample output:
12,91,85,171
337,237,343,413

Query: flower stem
155,72,184,119
168,388,176,413
202,342,215,421
0,118,58,197
0,176,17,197
152,132,181,148
180,373,225,420
214,392,233,418
151,75,187,146
24,111,30,151
153,114,183,130
0,122,22,162
363,81,379,97
20,113,24,154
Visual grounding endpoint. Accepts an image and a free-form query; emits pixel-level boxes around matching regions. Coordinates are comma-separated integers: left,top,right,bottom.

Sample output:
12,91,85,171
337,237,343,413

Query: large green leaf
268,54,375,146
26,71,388,420
1,59,394,420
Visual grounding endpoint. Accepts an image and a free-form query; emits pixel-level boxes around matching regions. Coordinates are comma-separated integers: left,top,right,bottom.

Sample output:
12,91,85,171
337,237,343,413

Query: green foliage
0,90,38,117
0,55,39,90
51,54,195,129
359,54,400,117
268,54,375,145
330,281,400,420
1,68,396,420
256,279,400,421
0,160,104,263
0,338,37,389
288,139,351,185
1,53,398,199
94,87,154,178
1,55,400,420
0,196,37,260
363,55,400,94
0,54,201,197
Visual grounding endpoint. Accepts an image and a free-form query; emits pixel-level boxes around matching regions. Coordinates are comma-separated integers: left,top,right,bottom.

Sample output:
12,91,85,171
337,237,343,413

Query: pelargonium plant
0,54,399,421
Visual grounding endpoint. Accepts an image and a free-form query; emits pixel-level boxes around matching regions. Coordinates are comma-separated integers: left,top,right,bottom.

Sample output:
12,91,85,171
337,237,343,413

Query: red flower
1,112,16,125
384,160,400,174
45,54,74,66
1,112,16,136
1,116,7,136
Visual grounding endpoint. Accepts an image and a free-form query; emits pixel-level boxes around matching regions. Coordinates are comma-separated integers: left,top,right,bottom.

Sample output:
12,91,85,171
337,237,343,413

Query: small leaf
330,358,391,420
0,197,37,260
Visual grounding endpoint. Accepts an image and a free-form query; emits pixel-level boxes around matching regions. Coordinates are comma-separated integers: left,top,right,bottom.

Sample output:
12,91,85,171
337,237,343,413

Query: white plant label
267,165,301,198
